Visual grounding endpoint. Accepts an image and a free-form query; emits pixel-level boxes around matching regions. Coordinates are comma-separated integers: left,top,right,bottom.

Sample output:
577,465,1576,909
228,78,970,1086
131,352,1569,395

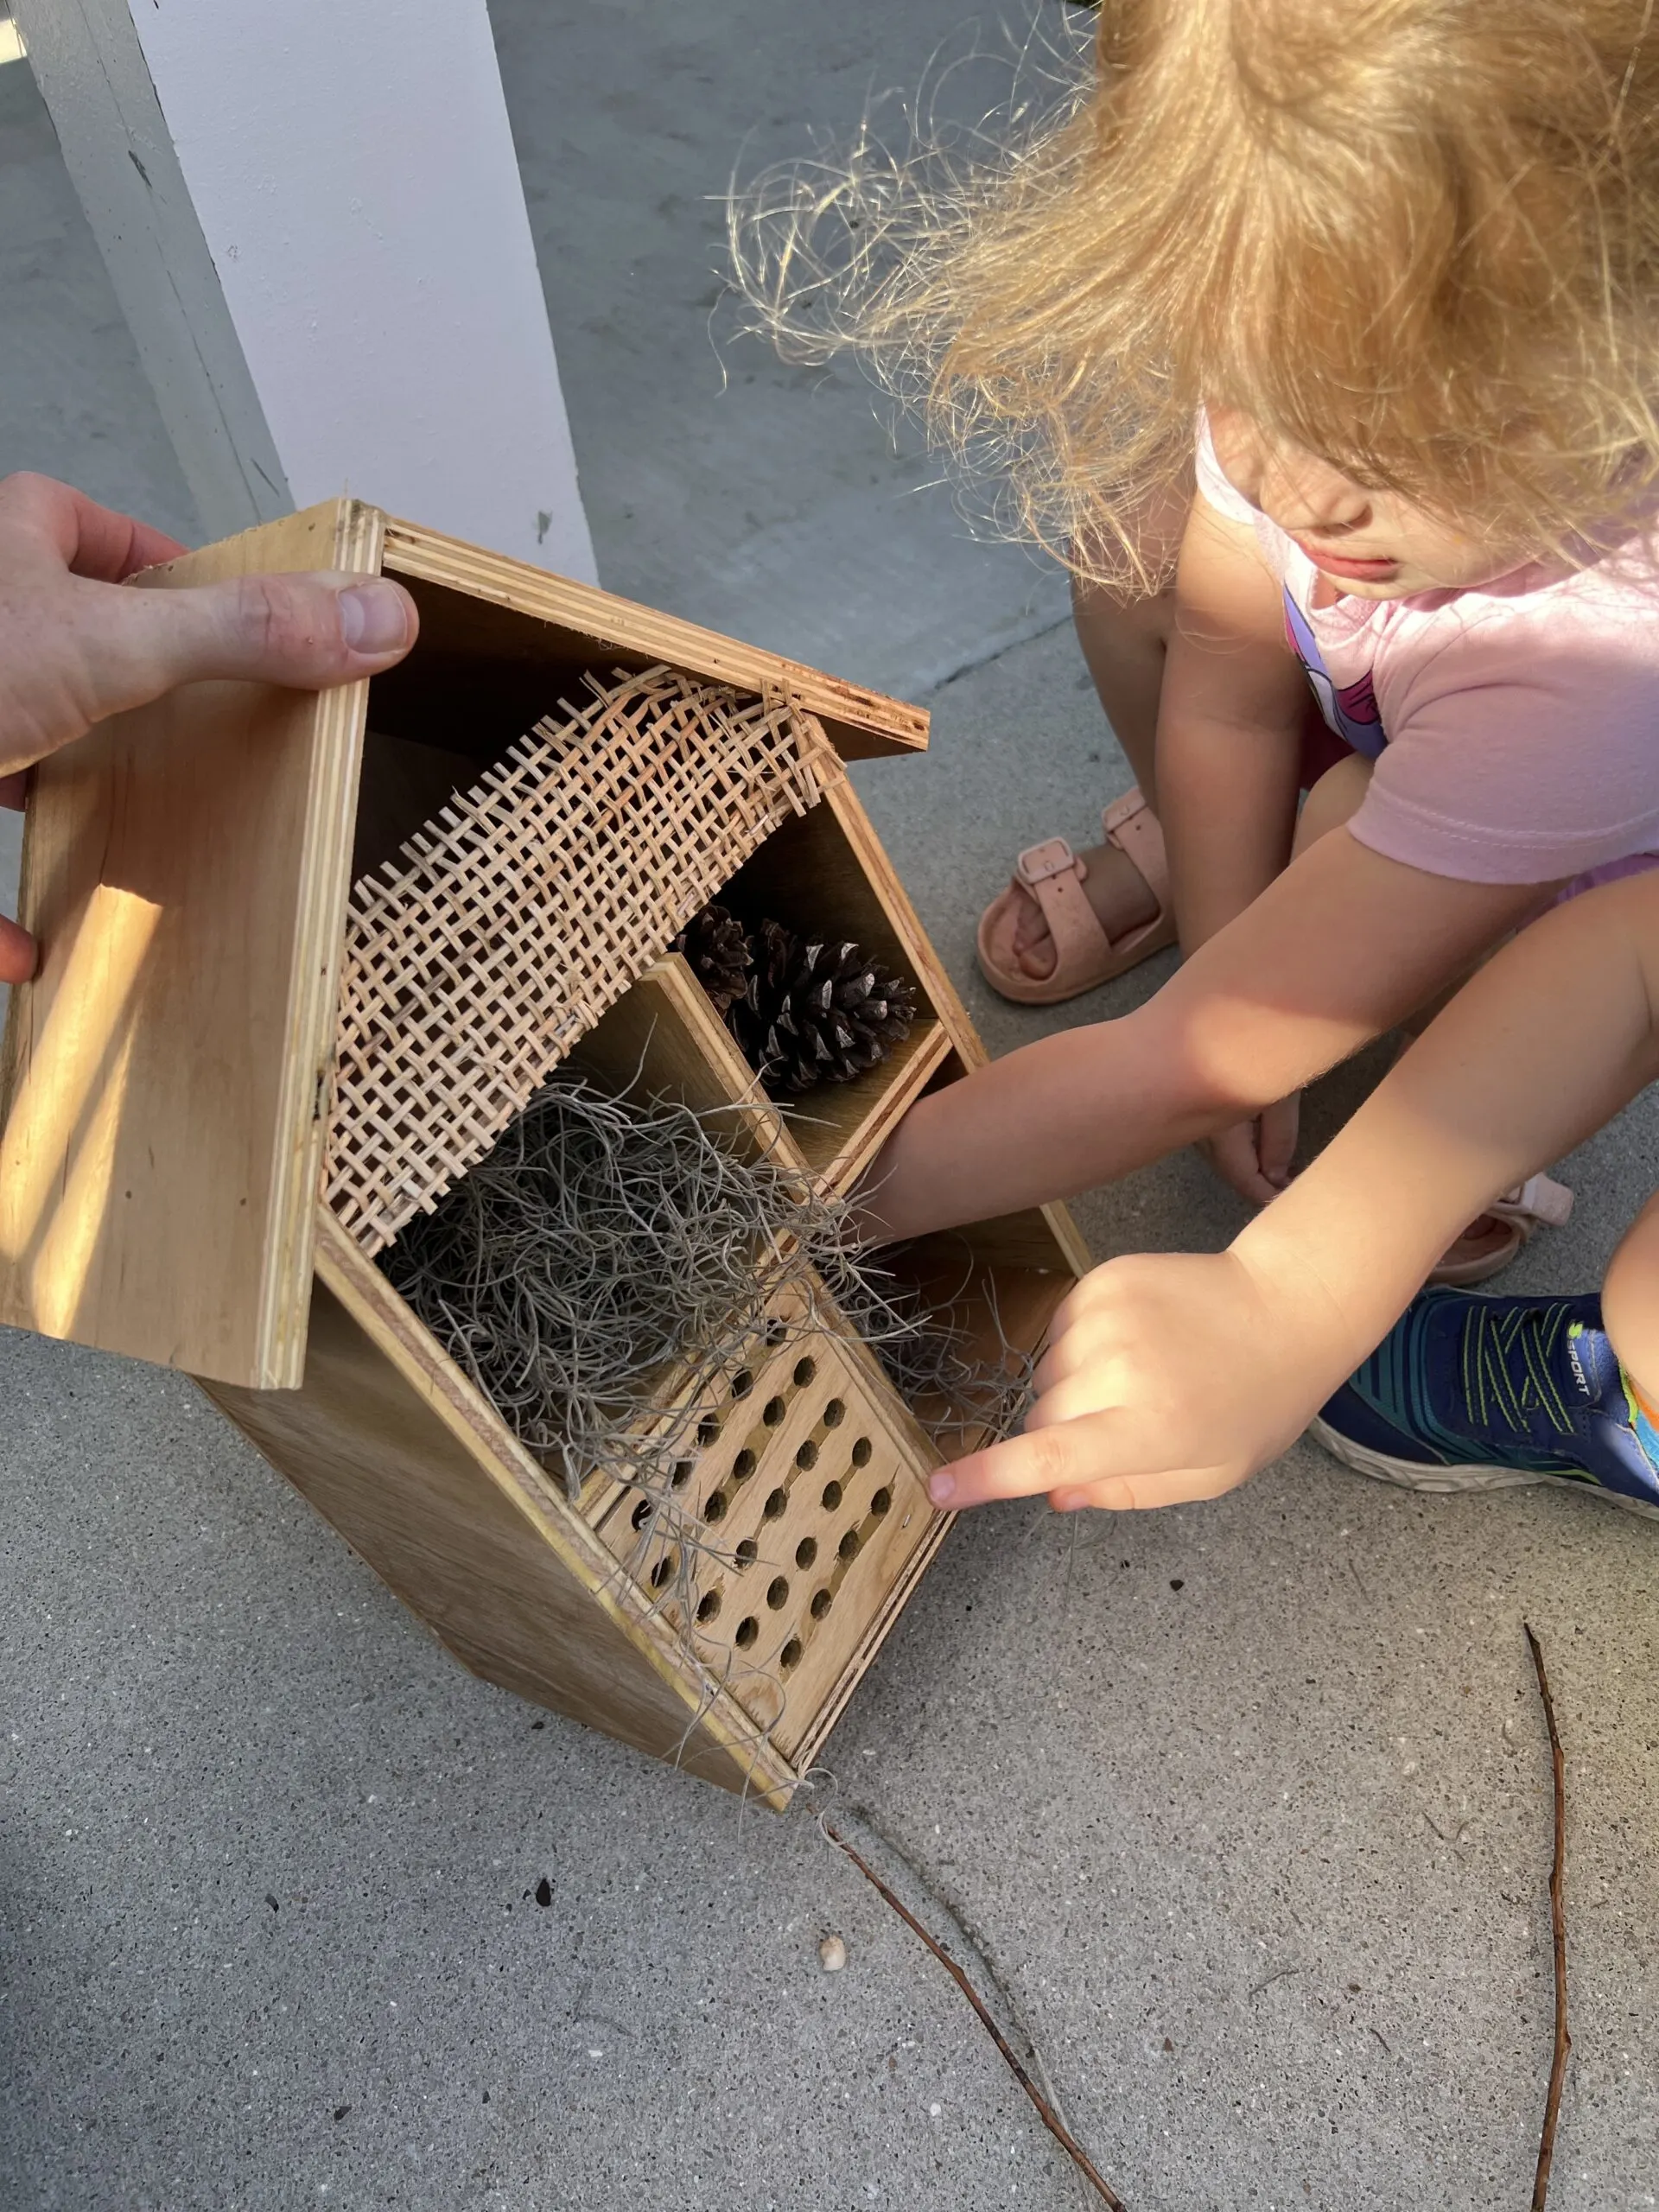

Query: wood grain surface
0,499,381,1386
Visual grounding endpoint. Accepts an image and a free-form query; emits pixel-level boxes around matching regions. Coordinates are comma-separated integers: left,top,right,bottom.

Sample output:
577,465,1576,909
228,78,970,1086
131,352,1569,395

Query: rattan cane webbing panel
325,665,841,1255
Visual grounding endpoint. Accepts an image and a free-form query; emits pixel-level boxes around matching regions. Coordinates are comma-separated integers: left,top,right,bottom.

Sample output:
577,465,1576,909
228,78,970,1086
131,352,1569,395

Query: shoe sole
1308,1416,1659,1522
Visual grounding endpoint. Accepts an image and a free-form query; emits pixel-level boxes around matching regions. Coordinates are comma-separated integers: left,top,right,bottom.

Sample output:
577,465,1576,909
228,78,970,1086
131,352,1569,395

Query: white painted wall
16,0,594,576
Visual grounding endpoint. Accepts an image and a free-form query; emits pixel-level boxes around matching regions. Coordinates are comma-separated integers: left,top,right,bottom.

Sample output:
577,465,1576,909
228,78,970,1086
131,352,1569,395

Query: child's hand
927,1249,1337,1513
1199,1092,1300,1205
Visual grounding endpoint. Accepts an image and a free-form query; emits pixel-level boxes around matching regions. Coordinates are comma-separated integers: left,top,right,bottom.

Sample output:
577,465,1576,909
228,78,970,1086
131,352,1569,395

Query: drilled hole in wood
795,1536,818,1569
762,1397,787,1427
793,1357,817,1388
780,1637,804,1672
839,1529,862,1561
730,1368,754,1400
870,1487,893,1516
735,1616,759,1649
697,1414,721,1448
820,1479,843,1511
671,1460,695,1491
766,1319,788,1347
810,1588,833,1620
734,1538,759,1567
696,1591,722,1624
795,1439,819,1471
732,1448,757,1481
630,1497,653,1531
763,1488,788,1520
650,1553,677,1588
823,1399,846,1427
704,1491,728,1524
851,1437,874,1468
766,1576,791,1611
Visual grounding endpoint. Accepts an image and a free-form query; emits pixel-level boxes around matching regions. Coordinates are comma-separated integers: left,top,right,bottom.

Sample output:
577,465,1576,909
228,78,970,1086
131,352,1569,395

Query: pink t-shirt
1194,417,1659,884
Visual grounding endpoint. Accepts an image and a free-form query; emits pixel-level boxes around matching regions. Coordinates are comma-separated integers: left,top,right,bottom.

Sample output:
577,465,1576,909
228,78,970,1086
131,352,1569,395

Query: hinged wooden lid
0,499,382,1389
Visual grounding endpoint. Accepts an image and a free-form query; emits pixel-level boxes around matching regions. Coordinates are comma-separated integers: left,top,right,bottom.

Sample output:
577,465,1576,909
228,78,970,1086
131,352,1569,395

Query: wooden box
0,500,1086,1806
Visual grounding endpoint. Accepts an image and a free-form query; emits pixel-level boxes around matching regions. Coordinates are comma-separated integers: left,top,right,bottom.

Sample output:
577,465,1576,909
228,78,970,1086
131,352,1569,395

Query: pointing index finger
929,1411,1140,1510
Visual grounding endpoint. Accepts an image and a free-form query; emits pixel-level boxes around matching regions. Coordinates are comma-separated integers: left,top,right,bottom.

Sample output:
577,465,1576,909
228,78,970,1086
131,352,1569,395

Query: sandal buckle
1016,837,1081,888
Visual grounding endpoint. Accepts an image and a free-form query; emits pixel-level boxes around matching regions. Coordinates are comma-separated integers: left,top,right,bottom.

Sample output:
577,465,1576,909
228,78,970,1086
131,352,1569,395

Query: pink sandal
1427,1173,1574,1287
976,788,1178,1007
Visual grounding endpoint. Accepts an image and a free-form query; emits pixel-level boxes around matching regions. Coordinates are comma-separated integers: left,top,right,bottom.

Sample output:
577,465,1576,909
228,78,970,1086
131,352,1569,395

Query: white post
12,0,594,579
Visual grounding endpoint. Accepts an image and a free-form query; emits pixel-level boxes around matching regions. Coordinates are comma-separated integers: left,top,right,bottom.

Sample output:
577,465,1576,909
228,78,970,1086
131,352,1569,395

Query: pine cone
671,902,752,1015
733,918,917,1094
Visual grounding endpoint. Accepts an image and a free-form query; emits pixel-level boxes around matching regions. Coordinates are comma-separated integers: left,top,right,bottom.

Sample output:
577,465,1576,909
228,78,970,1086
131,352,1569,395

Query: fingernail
339,581,410,655
927,1471,956,1506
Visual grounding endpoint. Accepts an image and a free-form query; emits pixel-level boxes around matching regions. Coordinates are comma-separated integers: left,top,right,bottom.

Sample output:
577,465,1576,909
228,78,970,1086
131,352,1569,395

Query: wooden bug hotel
0,499,1085,1806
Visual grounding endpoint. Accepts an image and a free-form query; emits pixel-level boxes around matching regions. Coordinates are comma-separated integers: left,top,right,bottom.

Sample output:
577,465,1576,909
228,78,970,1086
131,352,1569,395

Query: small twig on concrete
1246,1964,1302,2000
822,1820,1126,2211
1523,1623,1571,2211
1421,1810,1471,1847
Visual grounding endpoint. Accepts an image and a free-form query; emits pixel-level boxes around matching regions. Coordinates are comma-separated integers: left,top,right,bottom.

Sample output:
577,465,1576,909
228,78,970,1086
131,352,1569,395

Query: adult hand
925,1248,1342,1515
0,472,417,983
1199,1090,1300,1205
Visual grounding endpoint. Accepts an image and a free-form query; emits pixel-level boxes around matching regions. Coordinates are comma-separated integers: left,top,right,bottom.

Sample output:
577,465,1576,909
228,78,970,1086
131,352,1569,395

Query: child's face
1208,408,1522,599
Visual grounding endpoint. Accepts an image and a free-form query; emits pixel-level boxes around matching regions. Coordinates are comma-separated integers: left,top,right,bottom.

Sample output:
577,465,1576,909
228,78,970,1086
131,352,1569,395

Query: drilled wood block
589,1281,945,1760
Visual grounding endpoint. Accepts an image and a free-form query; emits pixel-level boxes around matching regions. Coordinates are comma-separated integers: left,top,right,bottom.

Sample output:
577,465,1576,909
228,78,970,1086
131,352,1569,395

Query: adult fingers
1202,1121,1282,1206
0,471,188,582
87,569,418,728
1257,1091,1301,1191
0,911,36,985
0,762,31,978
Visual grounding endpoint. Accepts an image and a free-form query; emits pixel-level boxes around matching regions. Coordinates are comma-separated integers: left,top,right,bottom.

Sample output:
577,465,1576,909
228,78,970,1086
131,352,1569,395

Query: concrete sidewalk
3,10,1656,2209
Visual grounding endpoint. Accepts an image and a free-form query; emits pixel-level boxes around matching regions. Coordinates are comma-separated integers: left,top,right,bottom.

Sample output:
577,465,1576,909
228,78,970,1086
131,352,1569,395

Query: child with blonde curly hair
804,0,1659,1294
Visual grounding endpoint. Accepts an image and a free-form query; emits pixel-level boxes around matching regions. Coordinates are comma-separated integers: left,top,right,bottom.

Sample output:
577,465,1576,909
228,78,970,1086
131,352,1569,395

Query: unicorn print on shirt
1283,589,1388,759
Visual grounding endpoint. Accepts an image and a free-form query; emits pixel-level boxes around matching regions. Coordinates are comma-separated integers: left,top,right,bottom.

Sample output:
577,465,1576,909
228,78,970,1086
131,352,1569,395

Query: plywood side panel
202,1274,795,1805
381,518,928,761
305,1210,799,1803
0,499,381,1387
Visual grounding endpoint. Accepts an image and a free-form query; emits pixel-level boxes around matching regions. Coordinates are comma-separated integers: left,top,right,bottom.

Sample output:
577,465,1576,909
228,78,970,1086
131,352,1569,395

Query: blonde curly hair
731,1,1659,589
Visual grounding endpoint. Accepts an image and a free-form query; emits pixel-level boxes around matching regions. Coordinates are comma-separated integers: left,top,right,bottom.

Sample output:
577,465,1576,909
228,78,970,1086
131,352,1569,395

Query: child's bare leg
1071,571,1170,800
1599,1192,1659,1404
1007,493,1190,979
1006,578,1171,975
1290,752,1373,854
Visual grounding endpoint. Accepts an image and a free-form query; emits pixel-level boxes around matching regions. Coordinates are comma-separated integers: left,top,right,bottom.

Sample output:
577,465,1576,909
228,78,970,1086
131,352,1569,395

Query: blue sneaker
1313,1287,1659,1519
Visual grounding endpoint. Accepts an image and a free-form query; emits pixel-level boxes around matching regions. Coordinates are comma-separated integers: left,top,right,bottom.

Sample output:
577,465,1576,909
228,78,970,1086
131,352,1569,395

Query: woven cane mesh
325,664,841,1255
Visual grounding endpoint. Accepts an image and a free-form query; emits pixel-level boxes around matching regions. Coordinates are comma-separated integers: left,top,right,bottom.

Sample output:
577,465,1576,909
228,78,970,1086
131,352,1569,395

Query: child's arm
925,868,1659,1513
861,822,1550,1243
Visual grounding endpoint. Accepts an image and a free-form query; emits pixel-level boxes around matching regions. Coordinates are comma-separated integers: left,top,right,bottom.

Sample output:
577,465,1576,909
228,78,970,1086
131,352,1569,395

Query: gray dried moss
382,1069,1033,1510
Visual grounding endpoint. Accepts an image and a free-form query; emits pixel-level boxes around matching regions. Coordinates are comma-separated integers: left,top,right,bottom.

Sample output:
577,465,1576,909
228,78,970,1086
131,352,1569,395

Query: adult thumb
99,569,417,718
